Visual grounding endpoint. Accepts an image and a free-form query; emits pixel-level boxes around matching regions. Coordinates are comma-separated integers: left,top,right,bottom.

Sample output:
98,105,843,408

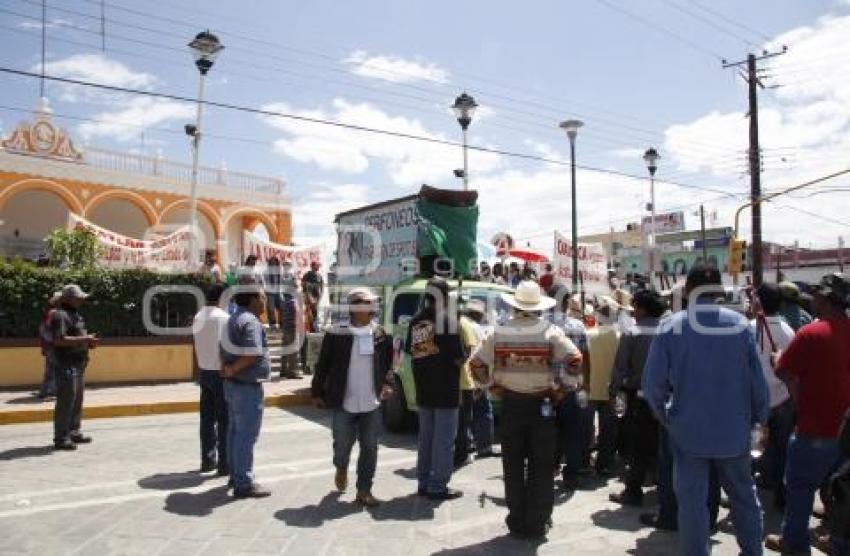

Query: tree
44,226,102,270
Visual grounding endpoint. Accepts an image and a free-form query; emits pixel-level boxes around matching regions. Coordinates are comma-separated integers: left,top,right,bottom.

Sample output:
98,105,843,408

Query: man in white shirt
192,284,231,475
311,288,394,507
750,283,796,508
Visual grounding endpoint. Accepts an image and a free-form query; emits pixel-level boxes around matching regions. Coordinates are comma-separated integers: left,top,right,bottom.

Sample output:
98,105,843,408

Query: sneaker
355,491,381,507
764,534,809,555
233,484,271,499
200,460,217,473
53,439,77,451
609,490,643,507
639,513,677,531
426,488,463,501
335,468,348,492
69,434,92,444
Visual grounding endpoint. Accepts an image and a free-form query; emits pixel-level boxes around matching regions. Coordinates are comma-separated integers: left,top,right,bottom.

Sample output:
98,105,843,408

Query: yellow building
0,98,291,266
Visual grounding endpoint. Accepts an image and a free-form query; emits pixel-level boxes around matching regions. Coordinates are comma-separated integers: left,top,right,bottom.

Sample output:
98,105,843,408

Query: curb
0,392,313,425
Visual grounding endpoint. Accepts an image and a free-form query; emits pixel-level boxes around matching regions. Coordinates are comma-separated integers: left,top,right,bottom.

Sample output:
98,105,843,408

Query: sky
1,0,849,254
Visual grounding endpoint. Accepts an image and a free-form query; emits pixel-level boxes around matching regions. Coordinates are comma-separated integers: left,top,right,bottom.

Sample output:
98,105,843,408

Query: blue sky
1,0,849,251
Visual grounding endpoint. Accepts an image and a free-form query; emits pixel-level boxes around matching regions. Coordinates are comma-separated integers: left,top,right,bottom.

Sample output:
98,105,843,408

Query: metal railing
81,147,285,196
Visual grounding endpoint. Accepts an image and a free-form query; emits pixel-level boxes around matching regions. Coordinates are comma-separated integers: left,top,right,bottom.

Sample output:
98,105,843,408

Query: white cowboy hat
501,280,556,312
611,288,634,312
568,295,594,317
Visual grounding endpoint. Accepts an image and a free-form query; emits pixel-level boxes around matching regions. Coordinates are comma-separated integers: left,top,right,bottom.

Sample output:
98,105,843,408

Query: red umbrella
497,248,550,263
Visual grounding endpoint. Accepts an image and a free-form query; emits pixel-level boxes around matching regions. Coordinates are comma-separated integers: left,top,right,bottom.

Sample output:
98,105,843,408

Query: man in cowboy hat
471,280,583,539
311,287,394,507
51,284,99,450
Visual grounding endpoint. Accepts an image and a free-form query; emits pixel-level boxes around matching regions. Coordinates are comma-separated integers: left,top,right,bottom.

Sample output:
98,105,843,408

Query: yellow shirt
587,325,620,401
459,316,478,391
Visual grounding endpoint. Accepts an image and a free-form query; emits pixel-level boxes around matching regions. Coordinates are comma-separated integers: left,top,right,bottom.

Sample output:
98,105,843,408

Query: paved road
0,408,819,555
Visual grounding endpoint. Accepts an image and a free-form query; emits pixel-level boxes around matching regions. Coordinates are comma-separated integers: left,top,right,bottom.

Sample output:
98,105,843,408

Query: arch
83,189,157,226
158,198,223,239
221,207,279,241
0,178,84,215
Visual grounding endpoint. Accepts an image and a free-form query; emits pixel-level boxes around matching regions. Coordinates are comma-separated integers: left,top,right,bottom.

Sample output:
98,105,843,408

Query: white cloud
263,98,503,187
344,50,449,84
661,14,850,246
78,97,194,143
35,54,155,102
291,183,370,239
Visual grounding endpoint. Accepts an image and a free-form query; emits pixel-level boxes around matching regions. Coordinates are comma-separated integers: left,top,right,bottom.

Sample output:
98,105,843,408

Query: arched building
0,98,291,267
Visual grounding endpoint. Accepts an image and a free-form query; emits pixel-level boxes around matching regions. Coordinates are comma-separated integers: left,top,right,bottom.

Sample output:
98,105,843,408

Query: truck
309,185,512,432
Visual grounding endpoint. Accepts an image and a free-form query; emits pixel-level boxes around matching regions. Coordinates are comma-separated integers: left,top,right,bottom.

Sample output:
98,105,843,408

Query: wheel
382,373,416,433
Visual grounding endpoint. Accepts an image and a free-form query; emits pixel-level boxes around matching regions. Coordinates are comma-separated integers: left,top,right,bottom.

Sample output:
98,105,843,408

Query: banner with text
553,231,609,294
69,213,192,272
242,232,322,278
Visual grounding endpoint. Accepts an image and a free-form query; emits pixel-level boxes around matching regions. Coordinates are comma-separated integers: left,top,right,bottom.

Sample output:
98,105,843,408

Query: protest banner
242,231,322,278
553,231,609,294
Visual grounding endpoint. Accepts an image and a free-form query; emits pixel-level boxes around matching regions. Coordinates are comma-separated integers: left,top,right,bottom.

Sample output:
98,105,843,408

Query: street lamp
452,92,477,191
559,119,583,292
186,30,224,269
643,147,660,281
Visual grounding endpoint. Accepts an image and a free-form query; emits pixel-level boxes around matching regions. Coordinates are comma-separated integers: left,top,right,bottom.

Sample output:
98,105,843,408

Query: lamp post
643,147,660,282
186,30,224,269
559,119,584,292
452,92,477,191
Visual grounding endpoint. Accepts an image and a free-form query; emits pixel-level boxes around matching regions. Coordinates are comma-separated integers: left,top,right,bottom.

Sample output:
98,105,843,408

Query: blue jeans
472,390,494,454
332,408,381,492
557,391,590,477
782,434,841,553
672,443,763,556
223,381,264,492
199,370,228,466
657,428,721,529
417,406,458,494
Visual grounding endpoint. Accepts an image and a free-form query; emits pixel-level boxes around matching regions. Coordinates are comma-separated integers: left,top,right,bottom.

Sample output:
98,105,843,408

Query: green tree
44,227,102,270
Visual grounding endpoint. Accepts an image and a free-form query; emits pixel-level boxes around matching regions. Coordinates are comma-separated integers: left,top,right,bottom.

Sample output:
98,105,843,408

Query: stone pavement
0,408,826,555
0,377,313,425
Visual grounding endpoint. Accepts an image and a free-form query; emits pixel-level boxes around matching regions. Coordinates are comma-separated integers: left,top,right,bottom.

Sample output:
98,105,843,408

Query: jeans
782,434,842,553
454,390,474,464
672,442,762,556
39,355,56,397
586,399,617,472
54,364,85,442
471,390,495,454
417,406,458,494
501,395,557,535
761,400,795,497
224,381,264,492
556,390,589,478
199,370,228,467
332,408,381,492
657,428,721,529
623,394,659,497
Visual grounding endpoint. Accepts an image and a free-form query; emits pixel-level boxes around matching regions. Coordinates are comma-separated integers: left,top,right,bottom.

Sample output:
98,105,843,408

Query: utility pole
723,46,787,288
699,204,708,262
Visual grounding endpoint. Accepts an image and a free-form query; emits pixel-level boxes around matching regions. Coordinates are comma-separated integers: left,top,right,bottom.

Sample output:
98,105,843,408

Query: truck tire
382,374,416,433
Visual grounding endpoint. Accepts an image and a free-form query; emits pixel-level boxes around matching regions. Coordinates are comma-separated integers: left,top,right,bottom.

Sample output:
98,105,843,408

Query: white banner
242,232,322,278
69,213,192,272
641,211,685,234
553,231,609,294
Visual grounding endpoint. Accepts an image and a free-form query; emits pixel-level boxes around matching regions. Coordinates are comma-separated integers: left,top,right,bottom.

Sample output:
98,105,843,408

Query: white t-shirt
343,325,379,414
749,316,795,408
193,306,230,371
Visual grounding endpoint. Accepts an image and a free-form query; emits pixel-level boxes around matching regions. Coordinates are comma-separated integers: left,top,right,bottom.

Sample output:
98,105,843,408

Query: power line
0,65,744,200
688,0,773,43
656,0,762,49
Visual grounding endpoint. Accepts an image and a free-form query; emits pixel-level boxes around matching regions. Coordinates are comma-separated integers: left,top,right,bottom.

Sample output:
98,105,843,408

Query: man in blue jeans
221,282,271,499
311,287,394,507
766,273,850,555
407,277,467,500
643,264,769,556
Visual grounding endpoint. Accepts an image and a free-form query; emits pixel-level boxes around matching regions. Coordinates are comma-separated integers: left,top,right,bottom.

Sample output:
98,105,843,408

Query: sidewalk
0,376,313,425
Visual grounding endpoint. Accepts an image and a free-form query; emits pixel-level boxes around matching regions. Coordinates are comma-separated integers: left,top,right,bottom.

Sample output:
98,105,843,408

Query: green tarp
416,198,479,277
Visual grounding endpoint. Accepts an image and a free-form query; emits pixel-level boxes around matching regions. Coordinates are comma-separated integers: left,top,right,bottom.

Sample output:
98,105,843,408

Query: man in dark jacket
311,287,394,506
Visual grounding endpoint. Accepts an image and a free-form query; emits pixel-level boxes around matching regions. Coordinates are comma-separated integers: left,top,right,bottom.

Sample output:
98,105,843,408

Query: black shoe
200,460,217,473
69,434,91,444
639,513,677,531
609,490,643,507
416,488,428,497
54,439,77,451
233,483,271,499
476,449,500,459
561,473,579,491
453,457,472,469
426,488,463,501
216,465,230,477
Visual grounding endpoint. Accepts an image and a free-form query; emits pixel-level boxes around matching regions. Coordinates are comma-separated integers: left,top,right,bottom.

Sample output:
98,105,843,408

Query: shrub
44,227,102,270
0,262,210,338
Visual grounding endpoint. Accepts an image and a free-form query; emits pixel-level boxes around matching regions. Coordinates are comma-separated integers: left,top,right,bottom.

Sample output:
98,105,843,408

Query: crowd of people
35,259,850,555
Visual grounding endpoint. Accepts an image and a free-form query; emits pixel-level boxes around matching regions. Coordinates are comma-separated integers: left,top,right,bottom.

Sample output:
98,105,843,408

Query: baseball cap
60,284,89,300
